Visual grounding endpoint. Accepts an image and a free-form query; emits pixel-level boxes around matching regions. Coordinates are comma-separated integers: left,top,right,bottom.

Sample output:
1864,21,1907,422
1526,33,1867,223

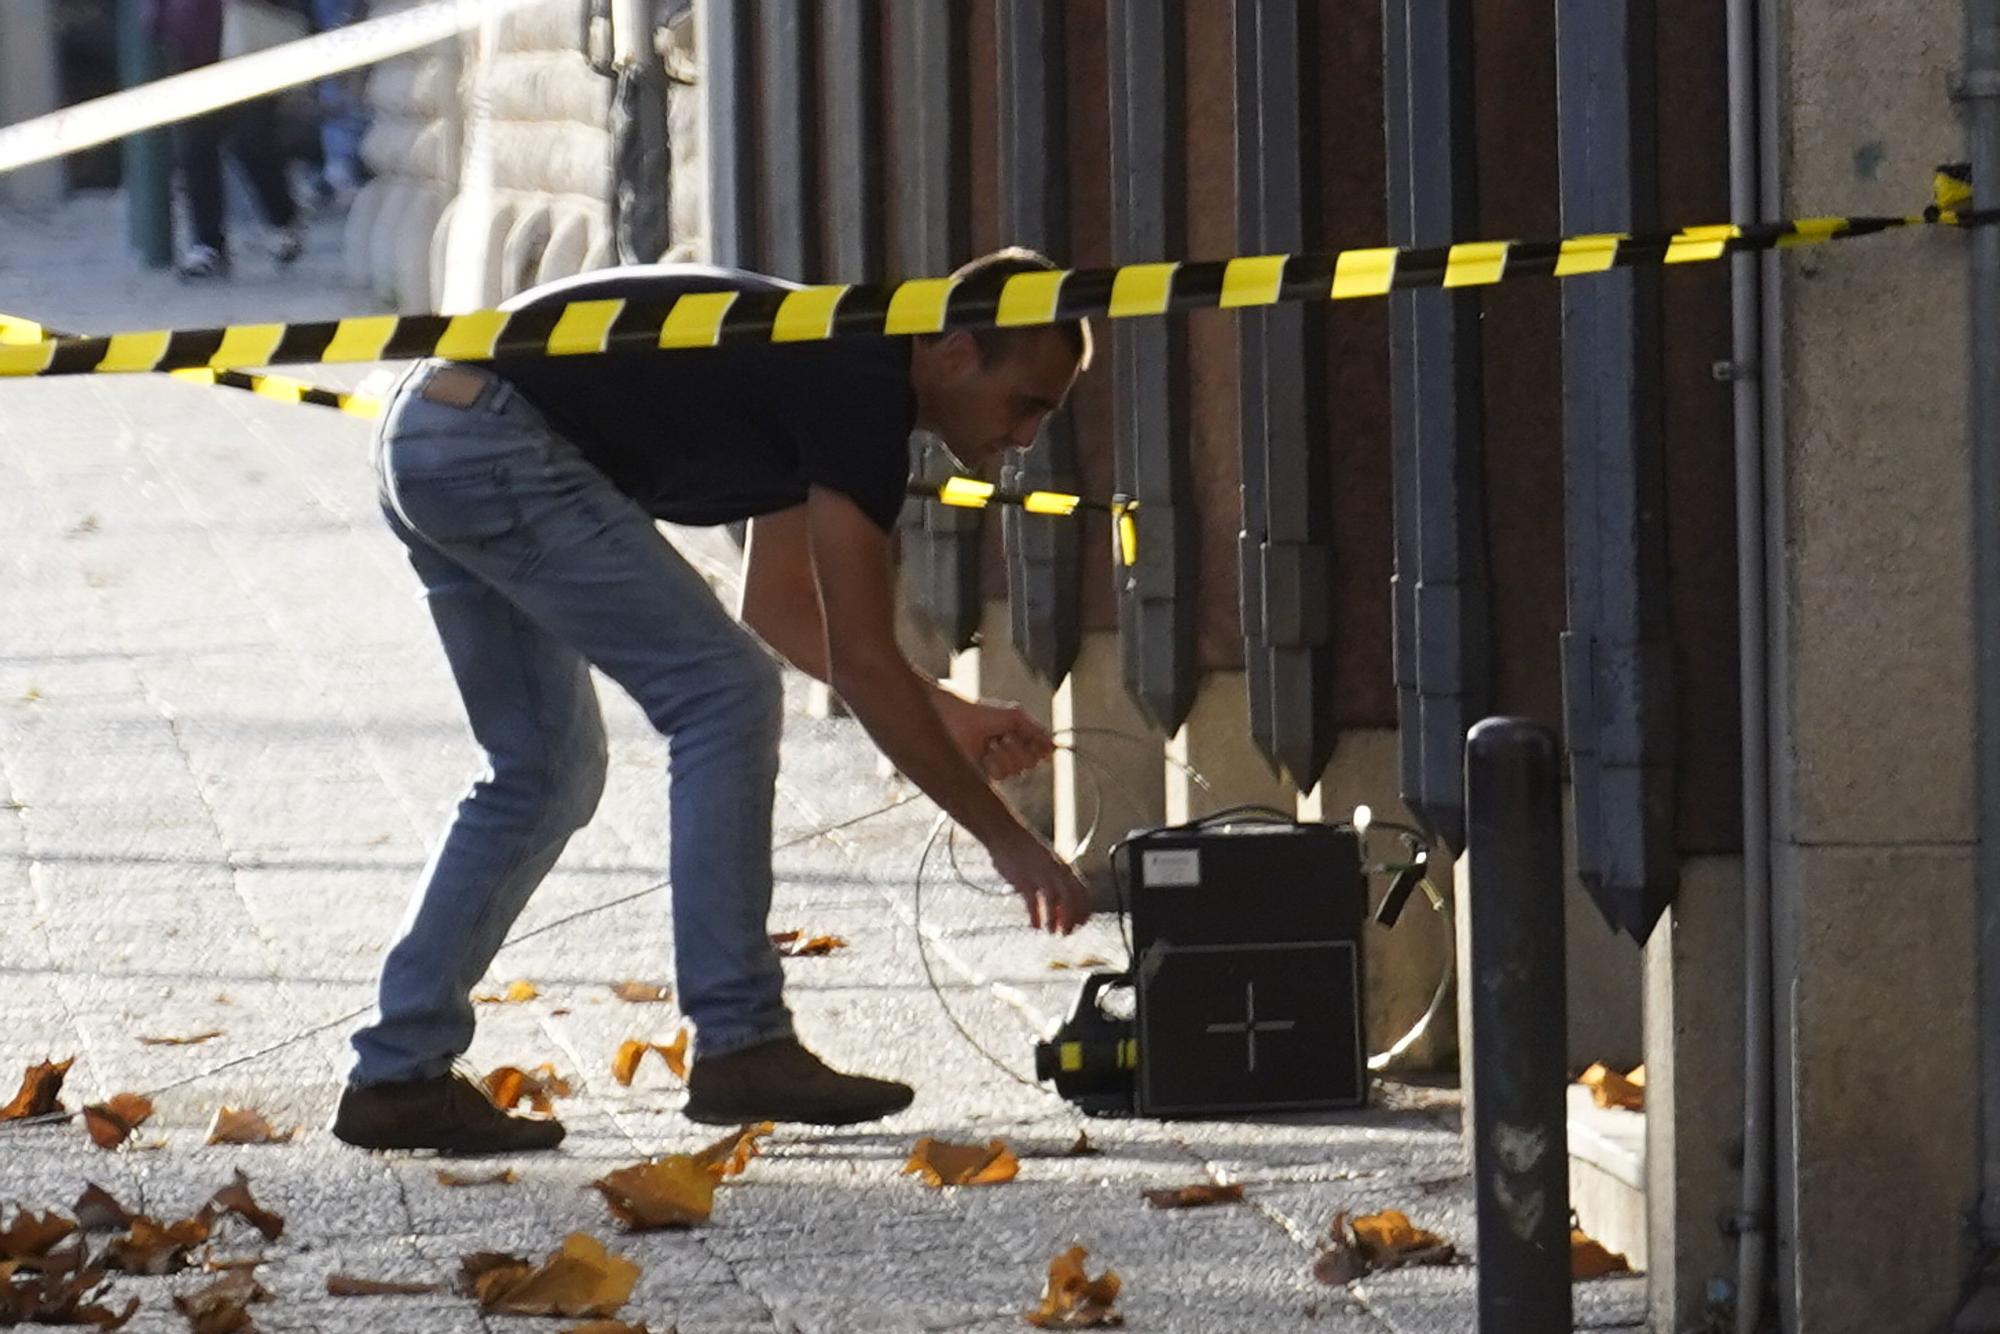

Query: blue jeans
348,363,795,1086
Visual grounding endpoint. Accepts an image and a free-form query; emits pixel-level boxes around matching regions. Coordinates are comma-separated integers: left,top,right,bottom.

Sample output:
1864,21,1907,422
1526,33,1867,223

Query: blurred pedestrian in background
146,0,308,279
306,0,370,207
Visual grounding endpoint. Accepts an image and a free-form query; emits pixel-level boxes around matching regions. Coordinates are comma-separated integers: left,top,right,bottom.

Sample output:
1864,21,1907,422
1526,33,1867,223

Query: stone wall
345,0,702,313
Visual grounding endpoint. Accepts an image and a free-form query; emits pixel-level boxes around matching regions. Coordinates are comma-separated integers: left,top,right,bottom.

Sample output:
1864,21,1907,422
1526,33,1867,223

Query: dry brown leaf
611,1031,689,1086
437,1167,518,1188
207,1172,284,1242
1065,1132,1100,1158
461,1233,640,1318
561,1322,650,1334
769,931,846,957
1141,1182,1245,1210
202,1257,267,1273
1570,1226,1633,1280
0,1057,73,1121
608,982,672,1004
1350,1209,1456,1270
902,1137,1019,1187
483,1064,573,1115
0,1209,78,1262
72,1185,135,1232
1310,1212,1367,1287
1577,1062,1646,1112
474,980,541,1004
326,1272,444,1296
0,1261,138,1330
593,1157,716,1229
82,1094,153,1150
692,1122,775,1180
172,1270,271,1334
137,1031,222,1047
204,1107,293,1146
100,1214,209,1275
1025,1245,1122,1329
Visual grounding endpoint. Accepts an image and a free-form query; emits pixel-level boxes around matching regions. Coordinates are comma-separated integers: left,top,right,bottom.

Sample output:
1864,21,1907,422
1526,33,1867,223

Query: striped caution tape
0,313,381,418
5,309,1121,552
1,208,1992,381
916,476,1141,566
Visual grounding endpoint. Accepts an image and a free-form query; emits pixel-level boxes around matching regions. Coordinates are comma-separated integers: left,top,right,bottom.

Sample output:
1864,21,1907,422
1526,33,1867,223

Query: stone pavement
0,193,1645,1333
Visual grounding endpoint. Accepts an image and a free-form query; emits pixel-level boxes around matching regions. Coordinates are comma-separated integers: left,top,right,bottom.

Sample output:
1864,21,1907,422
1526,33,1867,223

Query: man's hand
935,690,1056,781
987,826,1093,935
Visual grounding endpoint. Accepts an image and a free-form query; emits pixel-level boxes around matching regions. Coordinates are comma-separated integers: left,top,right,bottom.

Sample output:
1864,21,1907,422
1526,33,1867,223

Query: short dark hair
934,247,1095,371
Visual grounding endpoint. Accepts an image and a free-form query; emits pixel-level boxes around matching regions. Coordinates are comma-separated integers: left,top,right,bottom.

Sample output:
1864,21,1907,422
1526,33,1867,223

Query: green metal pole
115,0,173,268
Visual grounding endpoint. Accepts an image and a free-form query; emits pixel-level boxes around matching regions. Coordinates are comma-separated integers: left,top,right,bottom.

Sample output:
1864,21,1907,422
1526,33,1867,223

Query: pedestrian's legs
227,97,299,230
348,505,608,1087
174,108,228,253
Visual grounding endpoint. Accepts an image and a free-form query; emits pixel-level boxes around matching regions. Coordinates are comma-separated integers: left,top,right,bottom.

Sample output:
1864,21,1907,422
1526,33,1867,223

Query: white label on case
1142,848,1201,887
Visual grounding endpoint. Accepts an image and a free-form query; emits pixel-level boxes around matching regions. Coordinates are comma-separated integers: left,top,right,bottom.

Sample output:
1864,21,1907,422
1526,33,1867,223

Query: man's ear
938,329,982,378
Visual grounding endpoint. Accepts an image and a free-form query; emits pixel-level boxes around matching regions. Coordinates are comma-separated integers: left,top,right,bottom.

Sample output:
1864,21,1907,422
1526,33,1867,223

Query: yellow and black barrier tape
916,475,1140,566
0,312,383,418
1,207,1994,380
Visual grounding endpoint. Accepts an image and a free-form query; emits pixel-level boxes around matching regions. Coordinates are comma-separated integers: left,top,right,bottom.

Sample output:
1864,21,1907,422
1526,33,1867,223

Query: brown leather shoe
331,1070,565,1154
684,1037,913,1127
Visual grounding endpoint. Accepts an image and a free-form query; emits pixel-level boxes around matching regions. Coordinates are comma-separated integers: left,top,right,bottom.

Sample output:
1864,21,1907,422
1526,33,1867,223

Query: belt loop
488,377,516,414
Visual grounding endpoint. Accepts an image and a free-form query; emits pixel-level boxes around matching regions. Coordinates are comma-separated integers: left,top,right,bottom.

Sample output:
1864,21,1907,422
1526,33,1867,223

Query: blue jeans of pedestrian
347,363,794,1086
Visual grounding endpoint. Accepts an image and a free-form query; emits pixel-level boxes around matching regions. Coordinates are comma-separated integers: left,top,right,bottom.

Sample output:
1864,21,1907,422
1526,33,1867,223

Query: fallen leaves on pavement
1,1057,73,1121
611,1031,688,1085
137,1031,222,1047
1141,1182,1245,1210
100,1215,210,1276
71,1186,134,1232
203,1108,292,1146
1065,1132,1099,1157
1578,1062,1646,1112
171,1271,270,1334
460,1234,639,1318
692,1122,774,1180
474,980,542,1004
326,1272,444,1296
1571,1225,1633,1279
1025,1245,1122,1328
0,1208,79,1265
437,1168,518,1188
1048,957,1112,971
82,1094,153,1150
592,1157,716,1229
769,931,846,957
1311,1209,1456,1284
0,1260,137,1330
205,1174,284,1242
902,1137,1019,1187
608,982,672,1003
483,1064,573,1115
1351,1209,1456,1270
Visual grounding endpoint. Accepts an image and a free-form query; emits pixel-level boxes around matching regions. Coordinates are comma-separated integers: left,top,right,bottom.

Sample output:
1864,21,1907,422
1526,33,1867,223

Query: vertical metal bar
1396,0,1488,852
754,0,816,280
889,0,981,651
819,0,881,284
1556,0,1676,939
698,0,753,270
1384,0,1426,830
1465,717,1572,1334
115,0,172,267
1236,0,1333,784
1109,0,1196,732
998,0,1082,685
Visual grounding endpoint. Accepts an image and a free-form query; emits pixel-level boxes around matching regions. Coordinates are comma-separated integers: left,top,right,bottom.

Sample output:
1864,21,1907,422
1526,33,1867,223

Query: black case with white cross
1128,821,1367,1115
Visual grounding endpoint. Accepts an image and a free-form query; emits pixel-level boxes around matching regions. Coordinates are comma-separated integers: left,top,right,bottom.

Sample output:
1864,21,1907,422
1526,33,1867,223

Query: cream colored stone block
1052,630,1165,905
1164,671,1292,825
1775,843,1976,1332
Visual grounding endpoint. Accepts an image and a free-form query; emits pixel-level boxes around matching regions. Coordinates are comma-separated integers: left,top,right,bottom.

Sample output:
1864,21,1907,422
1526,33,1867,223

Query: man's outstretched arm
746,488,1089,933
740,504,1053,783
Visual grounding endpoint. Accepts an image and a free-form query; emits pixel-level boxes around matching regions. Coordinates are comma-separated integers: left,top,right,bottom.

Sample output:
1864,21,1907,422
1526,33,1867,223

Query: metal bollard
1465,717,1571,1333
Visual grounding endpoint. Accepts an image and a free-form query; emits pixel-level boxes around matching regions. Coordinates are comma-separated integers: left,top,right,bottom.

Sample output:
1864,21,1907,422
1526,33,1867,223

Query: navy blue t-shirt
486,264,917,532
